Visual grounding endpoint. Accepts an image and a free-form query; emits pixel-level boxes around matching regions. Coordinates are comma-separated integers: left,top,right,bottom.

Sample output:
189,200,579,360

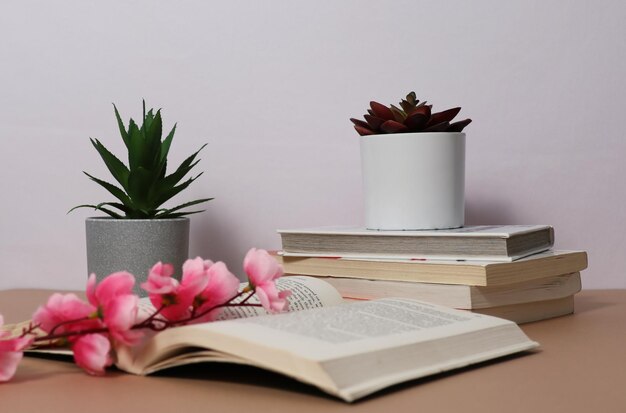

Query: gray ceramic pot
86,217,190,296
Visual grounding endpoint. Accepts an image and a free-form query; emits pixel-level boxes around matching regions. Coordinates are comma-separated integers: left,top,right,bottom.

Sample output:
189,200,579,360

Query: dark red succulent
350,92,471,136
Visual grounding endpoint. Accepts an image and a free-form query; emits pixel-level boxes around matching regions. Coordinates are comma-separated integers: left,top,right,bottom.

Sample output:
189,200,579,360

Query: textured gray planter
86,217,190,296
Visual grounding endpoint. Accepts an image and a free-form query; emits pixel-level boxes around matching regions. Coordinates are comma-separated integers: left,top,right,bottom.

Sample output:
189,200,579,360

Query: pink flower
142,259,209,321
32,293,100,336
87,271,135,306
72,334,112,376
243,248,290,312
181,258,213,297
0,315,34,382
195,261,240,322
87,272,142,345
141,262,177,295
102,294,142,345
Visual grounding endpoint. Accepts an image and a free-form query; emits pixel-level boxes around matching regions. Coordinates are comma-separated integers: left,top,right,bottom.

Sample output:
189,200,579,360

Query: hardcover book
276,250,588,286
317,272,582,309
278,225,555,262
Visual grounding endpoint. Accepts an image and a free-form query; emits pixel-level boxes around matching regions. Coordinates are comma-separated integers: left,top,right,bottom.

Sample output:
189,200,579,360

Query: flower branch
0,248,289,382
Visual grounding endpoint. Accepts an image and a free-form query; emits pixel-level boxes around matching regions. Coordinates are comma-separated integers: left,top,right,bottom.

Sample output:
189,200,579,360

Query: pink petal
94,272,135,305
0,351,23,382
60,294,98,319
203,261,240,304
194,262,241,322
153,262,174,278
180,267,209,299
182,257,205,279
141,263,179,295
103,295,138,333
86,273,98,307
0,336,34,352
272,290,292,312
255,282,290,313
160,303,192,322
72,334,112,376
243,249,282,286
33,293,96,333
254,286,270,311
110,329,144,347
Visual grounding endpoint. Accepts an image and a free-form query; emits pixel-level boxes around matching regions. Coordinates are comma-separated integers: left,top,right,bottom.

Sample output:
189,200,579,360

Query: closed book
278,225,554,262
311,272,582,309
342,295,576,324
276,250,588,286
472,295,575,324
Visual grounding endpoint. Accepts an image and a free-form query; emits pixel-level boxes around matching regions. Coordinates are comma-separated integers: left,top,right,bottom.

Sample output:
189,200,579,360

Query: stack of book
275,225,588,324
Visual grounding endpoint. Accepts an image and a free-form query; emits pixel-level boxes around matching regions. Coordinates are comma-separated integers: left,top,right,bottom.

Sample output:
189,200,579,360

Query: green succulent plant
350,91,472,135
71,101,211,219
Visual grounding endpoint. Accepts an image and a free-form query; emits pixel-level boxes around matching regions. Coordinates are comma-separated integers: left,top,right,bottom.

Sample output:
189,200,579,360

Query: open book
25,277,538,402
116,276,537,401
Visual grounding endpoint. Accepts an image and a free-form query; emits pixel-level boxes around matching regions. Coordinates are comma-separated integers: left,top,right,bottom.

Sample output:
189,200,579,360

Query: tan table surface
1,289,625,412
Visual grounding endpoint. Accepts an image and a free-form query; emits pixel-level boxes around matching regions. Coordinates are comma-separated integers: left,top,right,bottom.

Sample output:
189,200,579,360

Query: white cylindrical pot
360,132,465,230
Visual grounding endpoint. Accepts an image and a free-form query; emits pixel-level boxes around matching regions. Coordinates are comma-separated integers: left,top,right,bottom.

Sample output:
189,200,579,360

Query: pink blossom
72,334,112,376
87,271,135,306
195,261,240,322
0,315,34,382
32,293,100,336
86,273,142,345
142,259,209,321
102,294,142,345
141,262,177,295
243,248,290,312
181,257,213,297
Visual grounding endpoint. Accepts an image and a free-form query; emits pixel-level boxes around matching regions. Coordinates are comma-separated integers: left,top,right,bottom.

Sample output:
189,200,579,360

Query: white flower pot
360,132,465,230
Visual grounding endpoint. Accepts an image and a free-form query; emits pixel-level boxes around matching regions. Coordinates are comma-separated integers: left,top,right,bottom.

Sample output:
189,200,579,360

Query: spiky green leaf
156,210,205,219
127,166,156,210
160,144,206,190
145,110,163,165
160,124,176,163
90,138,129,190
156,173,202,206
127,119,143,170
84,172,133,207
68,204,124,219
95,202,131,214
113,104,130,149
155,198,213,217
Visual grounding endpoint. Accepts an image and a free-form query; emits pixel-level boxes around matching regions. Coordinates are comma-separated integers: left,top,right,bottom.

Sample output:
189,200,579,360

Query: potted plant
350,92,471,230
71,102,211,294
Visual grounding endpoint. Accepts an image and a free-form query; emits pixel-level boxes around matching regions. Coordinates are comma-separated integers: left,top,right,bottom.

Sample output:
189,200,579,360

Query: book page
199,298,529,361
171,298,536,401
116,276,344,372
218,276,343,320
246,298,474,344
127,297,536,401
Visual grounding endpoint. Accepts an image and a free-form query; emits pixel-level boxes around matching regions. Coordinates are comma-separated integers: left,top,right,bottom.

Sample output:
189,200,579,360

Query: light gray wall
1,1,624,289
